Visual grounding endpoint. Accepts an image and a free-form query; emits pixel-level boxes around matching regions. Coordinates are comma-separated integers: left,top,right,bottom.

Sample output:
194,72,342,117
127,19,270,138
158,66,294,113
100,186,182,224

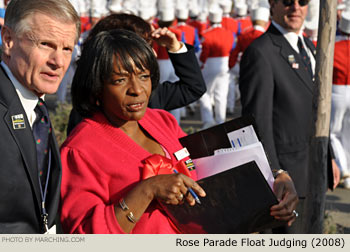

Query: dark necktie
33,99,51,186
297,37,313,79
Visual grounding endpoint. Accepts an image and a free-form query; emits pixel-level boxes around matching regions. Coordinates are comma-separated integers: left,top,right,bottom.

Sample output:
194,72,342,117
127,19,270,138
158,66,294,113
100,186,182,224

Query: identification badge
185,159,195,171
11,114,26,129
174,147,190,161
44,224,56,234
288,55,295,64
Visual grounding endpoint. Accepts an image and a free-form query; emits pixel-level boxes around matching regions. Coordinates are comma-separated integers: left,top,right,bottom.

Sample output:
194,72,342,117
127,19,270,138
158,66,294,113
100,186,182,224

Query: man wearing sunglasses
239,0,336,233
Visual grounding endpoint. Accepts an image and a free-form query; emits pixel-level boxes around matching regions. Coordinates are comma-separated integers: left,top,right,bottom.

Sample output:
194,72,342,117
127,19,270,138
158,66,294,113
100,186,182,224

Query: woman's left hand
270,172,299,226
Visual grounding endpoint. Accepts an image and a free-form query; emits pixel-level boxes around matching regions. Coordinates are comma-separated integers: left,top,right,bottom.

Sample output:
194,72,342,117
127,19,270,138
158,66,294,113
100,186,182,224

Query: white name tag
174,147,190,161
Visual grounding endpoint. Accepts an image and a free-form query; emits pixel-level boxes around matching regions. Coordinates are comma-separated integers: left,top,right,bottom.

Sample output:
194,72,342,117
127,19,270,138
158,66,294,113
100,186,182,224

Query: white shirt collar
177,21,187,26
271,20,304,53
1,61,43,127
211,23,222,28
271,21,315,75
253,25,266,33
335,35,350,42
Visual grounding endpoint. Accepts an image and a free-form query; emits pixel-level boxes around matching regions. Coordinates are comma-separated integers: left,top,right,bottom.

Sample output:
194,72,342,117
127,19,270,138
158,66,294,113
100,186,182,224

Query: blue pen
173,169,201,204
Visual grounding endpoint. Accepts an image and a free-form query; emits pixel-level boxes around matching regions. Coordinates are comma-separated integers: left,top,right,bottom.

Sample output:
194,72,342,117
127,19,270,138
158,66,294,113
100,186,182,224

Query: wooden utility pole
306,0,337,233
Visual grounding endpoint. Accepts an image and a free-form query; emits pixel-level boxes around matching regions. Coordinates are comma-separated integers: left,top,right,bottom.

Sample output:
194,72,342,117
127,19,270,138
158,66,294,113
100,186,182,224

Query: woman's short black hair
71,29,160,117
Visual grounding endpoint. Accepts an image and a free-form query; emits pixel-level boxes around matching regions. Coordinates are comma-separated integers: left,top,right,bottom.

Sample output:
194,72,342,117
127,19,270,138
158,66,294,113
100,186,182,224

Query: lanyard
38,148,52,233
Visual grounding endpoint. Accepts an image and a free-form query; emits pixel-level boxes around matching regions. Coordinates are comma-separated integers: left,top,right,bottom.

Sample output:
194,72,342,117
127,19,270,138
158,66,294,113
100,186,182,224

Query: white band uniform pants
199,57,230,128
330,84,350,178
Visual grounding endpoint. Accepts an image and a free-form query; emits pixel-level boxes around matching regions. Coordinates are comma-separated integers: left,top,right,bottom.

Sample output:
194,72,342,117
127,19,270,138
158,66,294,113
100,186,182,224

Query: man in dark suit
0,0,80,233
239,0,336,233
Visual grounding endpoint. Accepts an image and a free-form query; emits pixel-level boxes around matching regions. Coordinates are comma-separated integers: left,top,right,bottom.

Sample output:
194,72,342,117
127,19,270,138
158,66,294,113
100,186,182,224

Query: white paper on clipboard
193,142,275,190
226,125,260,149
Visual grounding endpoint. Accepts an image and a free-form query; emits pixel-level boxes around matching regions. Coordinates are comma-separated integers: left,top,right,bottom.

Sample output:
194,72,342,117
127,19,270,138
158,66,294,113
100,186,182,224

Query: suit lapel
268,25,315,93
6,102,62,227
304,37,317,59
0,67,42,209
3,97,42,209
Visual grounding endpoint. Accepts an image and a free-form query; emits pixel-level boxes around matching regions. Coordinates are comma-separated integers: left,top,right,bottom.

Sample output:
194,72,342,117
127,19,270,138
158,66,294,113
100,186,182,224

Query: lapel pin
185,159,196,171
11,114,26,129
292,63,299,69
288,55,295,64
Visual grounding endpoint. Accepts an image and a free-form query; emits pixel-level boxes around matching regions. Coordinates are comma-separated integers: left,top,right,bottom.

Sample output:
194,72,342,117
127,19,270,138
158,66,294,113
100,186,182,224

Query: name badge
174,147,190,161
11,114,26,129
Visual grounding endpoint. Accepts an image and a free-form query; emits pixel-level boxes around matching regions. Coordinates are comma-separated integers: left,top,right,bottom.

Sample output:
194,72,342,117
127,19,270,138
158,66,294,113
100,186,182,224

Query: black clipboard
160,161,285,233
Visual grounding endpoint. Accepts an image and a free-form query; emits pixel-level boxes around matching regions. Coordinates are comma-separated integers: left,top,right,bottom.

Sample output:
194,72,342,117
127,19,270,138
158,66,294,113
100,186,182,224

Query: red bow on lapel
142,154,191,179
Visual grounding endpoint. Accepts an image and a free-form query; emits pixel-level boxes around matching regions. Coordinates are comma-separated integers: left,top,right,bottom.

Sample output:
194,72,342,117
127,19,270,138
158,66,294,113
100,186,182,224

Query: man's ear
1,26,14,58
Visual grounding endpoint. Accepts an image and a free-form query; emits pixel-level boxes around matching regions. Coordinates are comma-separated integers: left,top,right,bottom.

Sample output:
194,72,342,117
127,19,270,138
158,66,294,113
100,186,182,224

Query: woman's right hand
114,173,205,233
146,173,206,206
151,27,182,52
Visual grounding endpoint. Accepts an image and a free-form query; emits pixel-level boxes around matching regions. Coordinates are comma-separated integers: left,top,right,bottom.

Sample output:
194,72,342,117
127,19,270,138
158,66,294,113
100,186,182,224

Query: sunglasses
282,0,310,7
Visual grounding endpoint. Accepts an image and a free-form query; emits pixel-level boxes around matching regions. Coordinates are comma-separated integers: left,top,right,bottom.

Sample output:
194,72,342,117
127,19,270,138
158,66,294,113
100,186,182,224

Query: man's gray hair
4,0,81,42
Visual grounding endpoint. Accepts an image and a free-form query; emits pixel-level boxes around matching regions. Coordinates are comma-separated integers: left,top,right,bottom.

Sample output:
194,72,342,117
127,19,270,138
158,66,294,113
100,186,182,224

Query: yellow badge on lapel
11,114,26,129
288,54,295,64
